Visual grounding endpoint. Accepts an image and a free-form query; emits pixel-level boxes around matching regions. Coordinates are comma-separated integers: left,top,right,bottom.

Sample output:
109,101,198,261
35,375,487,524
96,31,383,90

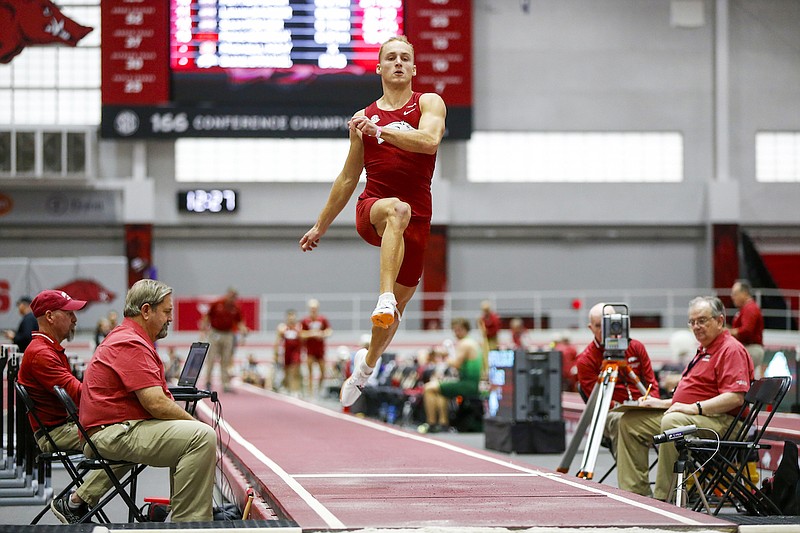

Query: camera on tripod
601,303,630,357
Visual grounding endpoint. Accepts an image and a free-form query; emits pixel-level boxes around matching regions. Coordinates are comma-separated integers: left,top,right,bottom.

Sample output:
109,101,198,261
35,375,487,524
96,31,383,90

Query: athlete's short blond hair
379,35,414,61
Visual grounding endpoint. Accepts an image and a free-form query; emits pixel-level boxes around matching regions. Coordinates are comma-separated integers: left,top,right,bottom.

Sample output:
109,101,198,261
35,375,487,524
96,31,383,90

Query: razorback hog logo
0,0,93,64
54,279,116,307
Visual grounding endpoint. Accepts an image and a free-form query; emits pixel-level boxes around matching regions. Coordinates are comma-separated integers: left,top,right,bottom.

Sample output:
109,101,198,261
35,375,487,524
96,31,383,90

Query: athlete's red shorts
306,351,325,362
284,347,302,366
356,197,431,287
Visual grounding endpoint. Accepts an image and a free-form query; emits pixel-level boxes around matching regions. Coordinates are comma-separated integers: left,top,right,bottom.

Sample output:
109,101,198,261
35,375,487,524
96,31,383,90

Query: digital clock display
178,189,238,213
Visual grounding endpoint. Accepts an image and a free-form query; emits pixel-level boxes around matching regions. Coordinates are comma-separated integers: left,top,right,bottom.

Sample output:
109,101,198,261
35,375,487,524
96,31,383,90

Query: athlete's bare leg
339,283,417,406
339,199,418,406
306,358,325,396
371,197,410,294
423,381,449,427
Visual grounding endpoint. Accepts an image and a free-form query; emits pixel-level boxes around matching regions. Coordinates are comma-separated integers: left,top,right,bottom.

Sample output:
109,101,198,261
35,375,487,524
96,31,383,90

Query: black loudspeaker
484,417,566,454
516,350,562,421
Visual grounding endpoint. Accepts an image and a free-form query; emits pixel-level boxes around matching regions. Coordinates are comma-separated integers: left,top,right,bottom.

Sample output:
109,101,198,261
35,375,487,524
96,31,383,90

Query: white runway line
196,401,346,529
293,472,538,478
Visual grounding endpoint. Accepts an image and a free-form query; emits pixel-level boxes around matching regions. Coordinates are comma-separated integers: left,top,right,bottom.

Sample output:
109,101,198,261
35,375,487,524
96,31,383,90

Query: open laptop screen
177,342,210,388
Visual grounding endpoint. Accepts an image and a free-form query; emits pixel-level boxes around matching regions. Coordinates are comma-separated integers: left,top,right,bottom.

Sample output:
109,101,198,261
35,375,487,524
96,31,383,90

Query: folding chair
14,382,114,524
52,385,148,523
682,376,791,516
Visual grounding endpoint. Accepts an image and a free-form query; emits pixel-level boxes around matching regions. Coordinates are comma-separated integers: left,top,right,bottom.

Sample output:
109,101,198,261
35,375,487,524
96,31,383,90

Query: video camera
601,303,630,357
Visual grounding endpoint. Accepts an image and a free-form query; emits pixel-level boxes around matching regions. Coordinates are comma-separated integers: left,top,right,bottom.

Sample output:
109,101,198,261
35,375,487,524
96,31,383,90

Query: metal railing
256,288,800,334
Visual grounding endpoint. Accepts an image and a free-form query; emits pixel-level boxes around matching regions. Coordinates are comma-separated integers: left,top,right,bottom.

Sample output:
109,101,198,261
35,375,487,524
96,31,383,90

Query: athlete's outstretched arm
300,116,366,251
349,93,446,155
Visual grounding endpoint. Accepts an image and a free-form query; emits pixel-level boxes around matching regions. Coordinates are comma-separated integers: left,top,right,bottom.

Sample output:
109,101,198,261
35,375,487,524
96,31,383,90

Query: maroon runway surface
198,386,735,531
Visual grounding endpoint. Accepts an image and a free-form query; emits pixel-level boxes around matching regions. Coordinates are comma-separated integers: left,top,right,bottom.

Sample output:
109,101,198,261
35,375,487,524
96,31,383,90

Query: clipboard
611,404,667,413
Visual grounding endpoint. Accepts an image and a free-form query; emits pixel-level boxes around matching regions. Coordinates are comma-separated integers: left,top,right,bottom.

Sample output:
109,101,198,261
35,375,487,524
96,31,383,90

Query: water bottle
386,404,396,424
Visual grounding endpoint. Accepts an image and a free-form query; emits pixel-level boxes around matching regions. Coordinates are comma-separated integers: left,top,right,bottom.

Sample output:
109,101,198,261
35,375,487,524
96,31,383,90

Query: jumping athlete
299,36,447,406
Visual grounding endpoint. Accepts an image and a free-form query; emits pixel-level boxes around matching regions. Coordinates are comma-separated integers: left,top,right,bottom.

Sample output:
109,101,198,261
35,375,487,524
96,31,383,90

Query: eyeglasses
687,316,716,327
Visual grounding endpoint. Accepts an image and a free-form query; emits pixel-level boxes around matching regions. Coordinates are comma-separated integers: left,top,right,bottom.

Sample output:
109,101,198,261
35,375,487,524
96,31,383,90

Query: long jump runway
198,386,734,532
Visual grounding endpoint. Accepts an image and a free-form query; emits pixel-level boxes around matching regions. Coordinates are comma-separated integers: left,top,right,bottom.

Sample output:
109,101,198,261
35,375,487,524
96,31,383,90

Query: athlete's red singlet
359,92,437,219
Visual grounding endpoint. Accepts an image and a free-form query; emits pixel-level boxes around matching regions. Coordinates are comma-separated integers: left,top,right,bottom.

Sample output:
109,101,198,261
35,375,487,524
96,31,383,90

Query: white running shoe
340,348,372,407
371,293,397,329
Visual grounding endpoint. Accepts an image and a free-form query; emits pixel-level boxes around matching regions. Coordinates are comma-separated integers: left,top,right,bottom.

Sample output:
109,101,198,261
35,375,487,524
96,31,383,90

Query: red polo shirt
673,330,753,416
207,299,242,332
576,338,660,406
732,299,764,346
80,318,172,430
17,332,82,431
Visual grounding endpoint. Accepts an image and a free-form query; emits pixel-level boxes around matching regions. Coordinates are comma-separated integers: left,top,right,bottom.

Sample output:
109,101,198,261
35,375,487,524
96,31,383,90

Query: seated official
17,290,128,524
80,279,217,522
421,318,482,433
576,302,659,452
616,296,753,500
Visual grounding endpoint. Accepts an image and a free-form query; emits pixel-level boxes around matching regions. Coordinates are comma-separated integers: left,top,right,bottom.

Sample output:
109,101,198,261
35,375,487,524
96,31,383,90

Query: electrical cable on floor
208,394,241,521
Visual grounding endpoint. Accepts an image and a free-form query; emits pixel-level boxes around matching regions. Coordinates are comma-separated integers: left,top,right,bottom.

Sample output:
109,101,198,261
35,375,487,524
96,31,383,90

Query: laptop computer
169,342,210,396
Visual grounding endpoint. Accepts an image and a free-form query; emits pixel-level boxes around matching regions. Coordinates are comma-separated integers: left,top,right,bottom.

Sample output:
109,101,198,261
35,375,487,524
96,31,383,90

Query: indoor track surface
196,385,738,532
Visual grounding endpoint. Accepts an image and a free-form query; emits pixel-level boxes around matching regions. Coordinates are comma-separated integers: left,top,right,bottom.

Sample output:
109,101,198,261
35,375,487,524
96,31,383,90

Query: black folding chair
683,376,791,516
15,382,114,524
52,385,148,523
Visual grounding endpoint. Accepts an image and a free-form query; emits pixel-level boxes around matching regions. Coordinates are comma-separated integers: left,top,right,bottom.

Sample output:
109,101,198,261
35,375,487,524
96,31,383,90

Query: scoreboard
101,0,472,139
170,0,401,72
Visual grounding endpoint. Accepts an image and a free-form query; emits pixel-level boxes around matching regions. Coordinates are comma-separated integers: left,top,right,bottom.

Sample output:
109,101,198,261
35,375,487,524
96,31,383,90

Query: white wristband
375,126,382,139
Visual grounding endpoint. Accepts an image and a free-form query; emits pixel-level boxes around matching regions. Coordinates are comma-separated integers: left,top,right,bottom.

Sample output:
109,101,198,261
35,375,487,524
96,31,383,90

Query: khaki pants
616,409,733,500
206,329,236,388
37,422,129,507
90,419,217,522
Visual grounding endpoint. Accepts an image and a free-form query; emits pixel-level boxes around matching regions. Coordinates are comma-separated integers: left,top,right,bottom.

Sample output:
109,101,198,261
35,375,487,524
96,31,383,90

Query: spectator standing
575,303,659,453
4,296,37,352
301,298,333,397
80,279,217,522
275,309,303,396
477,300,501,378
616,296,753,500
730,279,765,378
17,290,124,524
203,287,247,392
477,299,502,350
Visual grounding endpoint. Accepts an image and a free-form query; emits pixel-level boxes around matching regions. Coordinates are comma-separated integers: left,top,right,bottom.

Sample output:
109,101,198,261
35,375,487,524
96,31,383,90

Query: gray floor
0,393,637,527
